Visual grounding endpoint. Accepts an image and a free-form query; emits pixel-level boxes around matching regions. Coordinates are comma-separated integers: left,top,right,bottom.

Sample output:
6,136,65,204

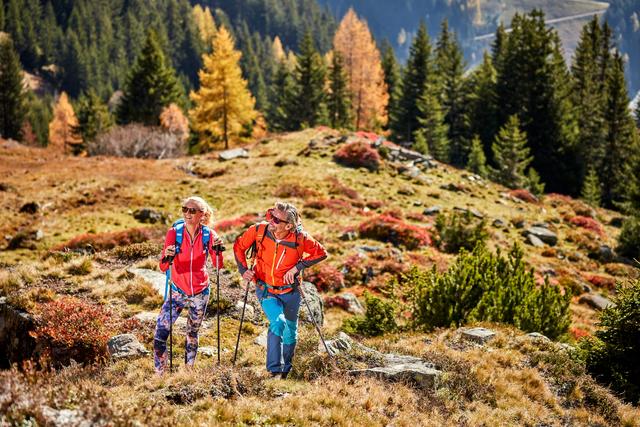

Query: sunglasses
266,208,288,224
182,206,201,215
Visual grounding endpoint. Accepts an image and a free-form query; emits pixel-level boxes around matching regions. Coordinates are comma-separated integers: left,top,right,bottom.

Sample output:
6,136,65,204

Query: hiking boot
280,371,289,380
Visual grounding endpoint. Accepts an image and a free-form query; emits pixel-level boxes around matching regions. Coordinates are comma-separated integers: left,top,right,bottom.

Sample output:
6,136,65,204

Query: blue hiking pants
256,286,301,374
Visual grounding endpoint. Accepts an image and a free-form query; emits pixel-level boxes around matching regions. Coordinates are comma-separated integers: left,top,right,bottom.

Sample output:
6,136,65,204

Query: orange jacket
234,222,328,294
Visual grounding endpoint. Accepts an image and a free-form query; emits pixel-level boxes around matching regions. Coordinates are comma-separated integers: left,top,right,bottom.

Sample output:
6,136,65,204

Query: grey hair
274,201,300,227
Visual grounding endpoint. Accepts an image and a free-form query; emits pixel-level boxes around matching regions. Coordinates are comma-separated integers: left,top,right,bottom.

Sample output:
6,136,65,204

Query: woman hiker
233,201,328,378
153,196,224,374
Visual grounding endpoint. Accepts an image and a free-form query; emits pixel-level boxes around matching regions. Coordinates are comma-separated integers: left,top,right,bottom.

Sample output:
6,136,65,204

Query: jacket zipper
271,241,279,285
188,228,200,296
276,247,287,270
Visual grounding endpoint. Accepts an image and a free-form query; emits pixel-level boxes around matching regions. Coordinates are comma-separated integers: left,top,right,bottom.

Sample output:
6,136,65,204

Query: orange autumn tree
190,26,257,151
159,103,190,142
333,8,389,131
48,92,83,155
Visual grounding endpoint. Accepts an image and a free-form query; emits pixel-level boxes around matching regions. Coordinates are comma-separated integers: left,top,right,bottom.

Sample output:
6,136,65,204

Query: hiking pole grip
233,260,254,366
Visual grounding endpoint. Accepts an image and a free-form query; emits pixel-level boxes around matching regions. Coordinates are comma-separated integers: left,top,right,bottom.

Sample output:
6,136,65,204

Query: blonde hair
182,196,214,227
275,201,301,227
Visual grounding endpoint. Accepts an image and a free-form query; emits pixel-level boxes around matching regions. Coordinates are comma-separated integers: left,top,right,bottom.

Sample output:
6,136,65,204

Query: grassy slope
1,130,639,425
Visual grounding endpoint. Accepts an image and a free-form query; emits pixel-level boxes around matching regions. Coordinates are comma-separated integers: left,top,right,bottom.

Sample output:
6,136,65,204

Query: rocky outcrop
0,297,37,368
299,281,324,326
107,334,149,360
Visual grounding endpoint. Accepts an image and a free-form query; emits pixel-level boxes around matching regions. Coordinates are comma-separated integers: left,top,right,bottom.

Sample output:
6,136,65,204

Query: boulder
423,206,442,216
349,364,440,389
525,332,551,342
254,329,268,348
198,346,217,357
107,334,149,360
133,208,164,224
527,234,545,248
462,327,496,344
579,294,614,311
218,148,249,161
453,206,484,219
231,300,255,320
524,227,558,246
324,293,364,314
299,281,324,326
7,229,43,250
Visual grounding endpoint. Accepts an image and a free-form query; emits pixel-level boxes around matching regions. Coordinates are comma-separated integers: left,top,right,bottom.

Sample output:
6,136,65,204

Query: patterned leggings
153,285,210,374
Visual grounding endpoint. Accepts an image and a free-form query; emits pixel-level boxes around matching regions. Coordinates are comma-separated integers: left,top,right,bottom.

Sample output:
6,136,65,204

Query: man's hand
283,266,298,284
242,269,255,282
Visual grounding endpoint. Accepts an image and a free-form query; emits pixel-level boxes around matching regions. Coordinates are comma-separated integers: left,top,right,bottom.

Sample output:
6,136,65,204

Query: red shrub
509,189,539,203
333,141,381,171
33,297,115,365
274,183,319,199
568,216,604,237
407,212,428,222
570,327,590,341
355,131,380,141
382,208,404,219
324,295,352,310
366,200,384,209
583,273,616,290
305,264,345,292
328,177,361,200
51,227,159,252
215,214,259,232
358,215,431,250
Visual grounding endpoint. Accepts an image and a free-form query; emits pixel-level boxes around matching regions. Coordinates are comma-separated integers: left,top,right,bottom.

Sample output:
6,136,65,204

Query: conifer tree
491,22,508,73
272,36,286,63
0,0,4,31
581,167,601,207
26,93,52,146
327,51,351,129
415,84,449,162
467,136,488,178
48,92,82,154
291,31,327,128
380,39,401,128
490,115,532,189
190,26,257,150
333,8,388,130
75,90,113,148
193,4,216,49
467,51,498,159
413,131,429,155
61,31,89,99
0,34,27,141
392,20,431,143
601,52,640,207
267,60,297,132
117,29,183,126
434,20,470,166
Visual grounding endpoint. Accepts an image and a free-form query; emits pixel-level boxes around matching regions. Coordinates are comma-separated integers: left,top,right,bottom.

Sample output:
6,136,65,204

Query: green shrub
435,211,488,253
408,243,570,339
582,280,640,404
342,293,397,337
616,216,640,260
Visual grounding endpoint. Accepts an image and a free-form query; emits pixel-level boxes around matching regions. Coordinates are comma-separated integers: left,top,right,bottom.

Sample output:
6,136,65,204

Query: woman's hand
213,235,224,247
165,245,176,258
283,266,298,284
242,269,255,282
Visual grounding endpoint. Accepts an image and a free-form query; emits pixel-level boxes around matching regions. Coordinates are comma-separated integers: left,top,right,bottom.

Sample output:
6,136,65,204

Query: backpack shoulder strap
295,231,306,259
172,219,186,255
249,222,269,259
201,225,211,258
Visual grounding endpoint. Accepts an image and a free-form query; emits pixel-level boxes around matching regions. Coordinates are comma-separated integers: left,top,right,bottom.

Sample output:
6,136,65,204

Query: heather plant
342,292,398,337
333,140,381,171
304,263,345,292
408,243,570,339
582,280,640,404
434,211,488,253
359,214,431,250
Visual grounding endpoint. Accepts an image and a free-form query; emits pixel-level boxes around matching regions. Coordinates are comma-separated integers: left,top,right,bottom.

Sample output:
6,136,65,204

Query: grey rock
596,245,616,263
107,334,149,359
128,268,166,296
527,234,545,248
532,222,550,229
339,231,357,241
525,227,558,246
579,294,614,311
198,346,217,357
41,406,91,427
609,217,624,228
398,186,415,195
133,207,164,224
232,300,255,320
423,206,442,216
513,219,526,229
339,292,364,314
492,219,506,228
349,364,440,389
413,200,423,206
454,207,484,219
358,245,381,253
525,332,551,342
218,148,249,161
299,281,324,326
462,327,496,344
254,329,268,348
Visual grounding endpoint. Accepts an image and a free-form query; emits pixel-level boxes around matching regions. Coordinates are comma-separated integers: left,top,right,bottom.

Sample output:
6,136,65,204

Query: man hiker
234,201,328,378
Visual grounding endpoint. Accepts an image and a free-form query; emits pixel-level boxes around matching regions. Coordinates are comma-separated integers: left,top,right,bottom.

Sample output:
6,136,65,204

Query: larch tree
190,25,257,151
193,4,216,50
272,36,286,64
160,103,189,142
0,33,27,141
48,92,83,155
117,29,183,126
333,8,388,130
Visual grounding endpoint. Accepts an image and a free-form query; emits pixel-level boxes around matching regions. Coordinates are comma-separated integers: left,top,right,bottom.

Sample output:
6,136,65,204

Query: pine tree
467,51,498,160
413,131,429,155
0,34,27,141
434,20,470,166
0,0,4,32
491,115,532,189
380,39,401,129
190,26,257,151
291,31,327,128
333,8,388,130
467,136,488,178
581,166,601,207
75,90,113,148
26,92,52,146
392,20,431,143
601,52,640,208
327,51,352,129
267,60,297,132
48,92,82,154
117,29,183,126
415,83,449,162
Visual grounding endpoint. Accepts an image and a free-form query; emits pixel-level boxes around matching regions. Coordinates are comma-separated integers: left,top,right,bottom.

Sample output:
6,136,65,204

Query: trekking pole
232,259,254,366
215,247,222,365
162,254,176,374
298,271,335,364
